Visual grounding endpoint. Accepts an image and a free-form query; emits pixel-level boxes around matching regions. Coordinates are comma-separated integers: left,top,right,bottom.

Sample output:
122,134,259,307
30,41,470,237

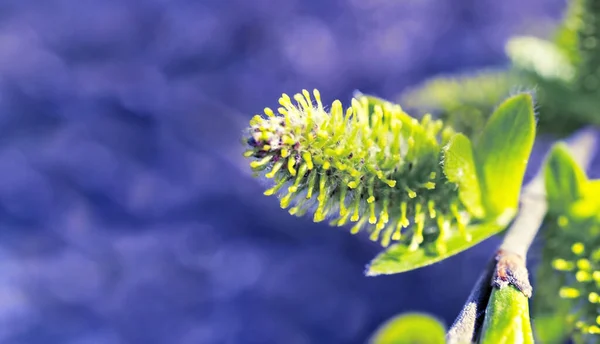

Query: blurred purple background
0,0,568,343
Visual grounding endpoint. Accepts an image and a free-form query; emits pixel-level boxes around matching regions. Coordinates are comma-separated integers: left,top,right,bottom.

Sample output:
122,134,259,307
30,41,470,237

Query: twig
445,257,496,344
446,128,598,344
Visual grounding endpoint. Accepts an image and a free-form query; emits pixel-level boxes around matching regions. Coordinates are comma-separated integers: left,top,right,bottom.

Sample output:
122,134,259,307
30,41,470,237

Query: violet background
0,0,575,343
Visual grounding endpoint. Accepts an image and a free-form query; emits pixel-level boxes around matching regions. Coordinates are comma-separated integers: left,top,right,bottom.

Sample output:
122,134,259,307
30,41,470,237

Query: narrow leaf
443,133,485,218
544,142,587,212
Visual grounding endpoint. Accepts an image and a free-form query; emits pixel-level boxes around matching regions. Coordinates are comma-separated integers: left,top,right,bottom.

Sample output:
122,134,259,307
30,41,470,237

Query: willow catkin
244,89,471,251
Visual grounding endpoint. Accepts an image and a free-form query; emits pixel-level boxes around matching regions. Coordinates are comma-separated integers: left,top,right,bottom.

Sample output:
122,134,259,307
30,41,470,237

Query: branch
445,257,496,344
446,128,598,344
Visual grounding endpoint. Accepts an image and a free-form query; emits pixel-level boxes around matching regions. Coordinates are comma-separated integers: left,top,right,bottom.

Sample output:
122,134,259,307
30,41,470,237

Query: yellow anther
577,258,592,271
264,178,287,196
400,202,409,227
264,107,275,117
559,287,580,299
265,160,284,178
553,258,575,271
250,115,263,125
302,89,311,104
572,242,585,255
302,151,313,170
576,271,592,282
313,89,322,108
294,93,309,111
313,208,325,222
280,193,293,208
250,155,272,169
370,225,384,241
350,217,367,234
558,215,569,227
287,158,297,176
368,202,377,224
279,93,292,107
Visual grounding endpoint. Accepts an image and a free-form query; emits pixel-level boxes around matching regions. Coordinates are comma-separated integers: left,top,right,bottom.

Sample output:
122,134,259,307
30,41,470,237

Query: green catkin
548,218,600,338
244,89,467,249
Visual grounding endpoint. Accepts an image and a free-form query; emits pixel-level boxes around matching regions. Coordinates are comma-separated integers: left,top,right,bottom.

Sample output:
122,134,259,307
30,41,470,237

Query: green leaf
544,142,588,211
443,133,485,218
369,313,445,344
367,221,509,275
474,93,536,218
479,286,535,344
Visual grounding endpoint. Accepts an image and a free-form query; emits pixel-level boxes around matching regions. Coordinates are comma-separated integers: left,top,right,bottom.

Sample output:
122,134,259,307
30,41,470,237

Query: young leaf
544,142,587,212
479,285,535,344
369,313,445,344
473,93,536,218
367,221,507,275
443,133,485,218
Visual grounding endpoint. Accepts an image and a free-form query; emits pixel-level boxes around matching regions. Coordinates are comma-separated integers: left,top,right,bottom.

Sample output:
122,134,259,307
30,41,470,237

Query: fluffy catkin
244,89,471,251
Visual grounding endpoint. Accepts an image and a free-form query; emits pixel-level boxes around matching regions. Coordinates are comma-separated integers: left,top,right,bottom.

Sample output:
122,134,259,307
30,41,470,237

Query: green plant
242,0,600,342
